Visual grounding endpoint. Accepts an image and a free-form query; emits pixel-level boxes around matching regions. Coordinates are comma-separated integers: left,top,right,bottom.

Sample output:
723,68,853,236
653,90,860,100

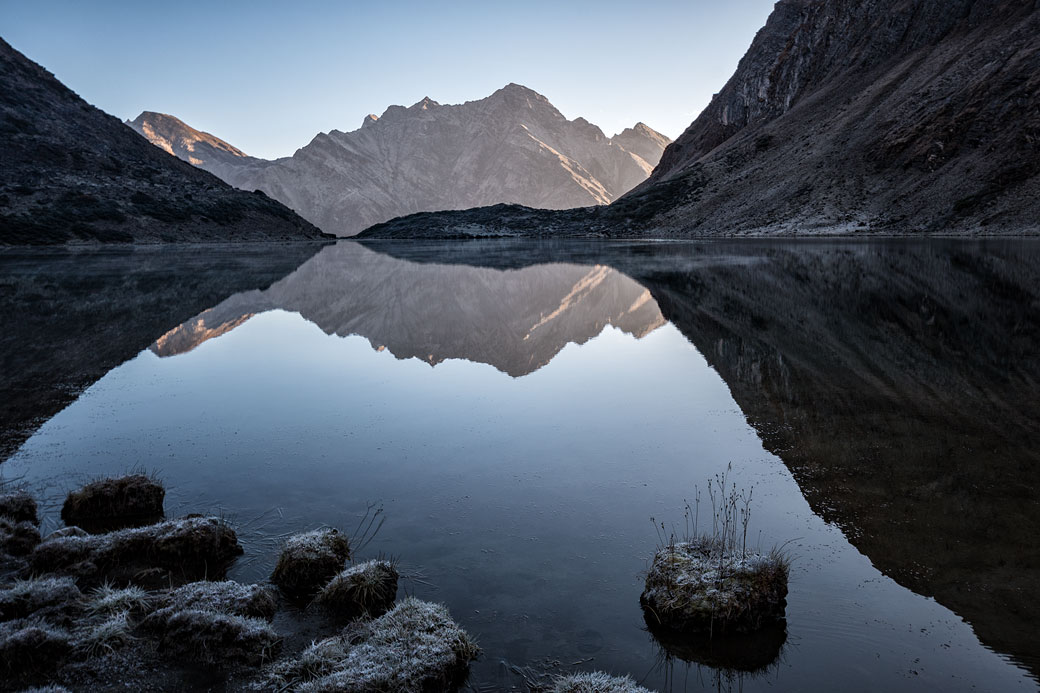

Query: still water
2,239,1038,691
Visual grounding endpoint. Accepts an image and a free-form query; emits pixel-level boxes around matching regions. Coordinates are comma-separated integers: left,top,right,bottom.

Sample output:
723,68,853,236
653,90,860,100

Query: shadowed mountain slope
0,38,329,244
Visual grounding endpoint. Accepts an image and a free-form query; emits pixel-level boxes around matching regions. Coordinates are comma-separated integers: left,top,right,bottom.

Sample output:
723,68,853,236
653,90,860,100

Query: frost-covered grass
269,597,479,692
151,580,277,620
151,608,280,666
0,618,74,680
76,609,134,656
271,528,351,599
641,537,788,633
29,516,243,586
315,559,398,619
0,490,38,525
643,468,789,634
551,671,655,693
86,583,152,617
0,515,41,557
0,576,82,622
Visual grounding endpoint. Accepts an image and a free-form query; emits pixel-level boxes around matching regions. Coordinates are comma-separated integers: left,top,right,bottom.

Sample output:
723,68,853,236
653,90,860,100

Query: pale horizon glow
0,0,775,159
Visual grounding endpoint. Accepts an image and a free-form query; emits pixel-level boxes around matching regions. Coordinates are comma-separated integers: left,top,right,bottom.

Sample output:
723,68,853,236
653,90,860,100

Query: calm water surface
2,239,1038,691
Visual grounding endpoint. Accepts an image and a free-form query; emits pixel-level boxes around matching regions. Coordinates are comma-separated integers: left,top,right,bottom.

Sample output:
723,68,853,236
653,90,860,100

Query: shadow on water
363,237,1040,679
0,242,327,462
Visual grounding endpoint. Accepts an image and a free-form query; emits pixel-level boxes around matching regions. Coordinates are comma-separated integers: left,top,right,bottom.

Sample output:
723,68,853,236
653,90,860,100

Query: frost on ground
551,671,655,693
148,580,276,620
641,537,788,633
29,516,243,587
0,490,38,525
0,618,75,680
315,559,398,620
269,597,479,692
61,474,165,533
271,528,351,599
1,490,41,560
0,576,82,623
149,608,280,666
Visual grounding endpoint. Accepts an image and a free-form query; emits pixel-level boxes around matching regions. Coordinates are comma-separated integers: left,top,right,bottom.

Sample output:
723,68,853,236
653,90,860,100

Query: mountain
0,38,329,244
147,242,665,377
129,85,671,236
358,0,1040,238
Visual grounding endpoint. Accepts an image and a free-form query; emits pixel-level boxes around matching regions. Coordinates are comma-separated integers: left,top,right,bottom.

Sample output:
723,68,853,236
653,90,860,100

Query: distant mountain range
128,86,671,236
360,0,1040,238
0,38,327,244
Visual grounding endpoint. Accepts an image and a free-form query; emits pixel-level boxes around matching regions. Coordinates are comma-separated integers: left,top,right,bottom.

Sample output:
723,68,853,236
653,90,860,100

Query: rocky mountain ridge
0,38,329,244
359,0,1040,238
129,85,671,236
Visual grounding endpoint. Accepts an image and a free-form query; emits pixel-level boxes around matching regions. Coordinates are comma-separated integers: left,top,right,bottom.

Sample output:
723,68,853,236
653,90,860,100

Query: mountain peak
411,96,439,110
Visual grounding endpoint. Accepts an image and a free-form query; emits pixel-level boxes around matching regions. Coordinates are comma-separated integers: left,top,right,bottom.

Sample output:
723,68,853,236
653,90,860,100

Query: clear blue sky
1,0,776,159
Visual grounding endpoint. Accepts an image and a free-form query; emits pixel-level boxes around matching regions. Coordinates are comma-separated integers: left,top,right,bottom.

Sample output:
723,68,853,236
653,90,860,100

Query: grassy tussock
269,597,479,692
551,671,655,693
315,559,398,620
271,528,350,600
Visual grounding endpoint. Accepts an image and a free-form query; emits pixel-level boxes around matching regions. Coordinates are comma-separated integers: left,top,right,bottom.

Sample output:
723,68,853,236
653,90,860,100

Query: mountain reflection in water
368,238,1040,678
2,238,1037,690
149,242,665,377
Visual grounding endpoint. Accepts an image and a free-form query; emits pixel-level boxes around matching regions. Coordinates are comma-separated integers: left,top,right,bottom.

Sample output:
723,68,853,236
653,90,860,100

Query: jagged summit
132,84,671,236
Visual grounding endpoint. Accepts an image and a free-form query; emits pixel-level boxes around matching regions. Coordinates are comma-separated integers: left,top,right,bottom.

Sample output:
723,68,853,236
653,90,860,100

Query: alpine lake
2,238,1037,692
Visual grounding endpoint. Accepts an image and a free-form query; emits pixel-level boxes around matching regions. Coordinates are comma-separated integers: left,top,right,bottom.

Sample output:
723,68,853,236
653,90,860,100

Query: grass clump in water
642,466,789,634
314,558,398,620
269,597,479,692
271,528,350,600
29,516,243,587
61,474,165,533
550,671,655,693
145,580,277,623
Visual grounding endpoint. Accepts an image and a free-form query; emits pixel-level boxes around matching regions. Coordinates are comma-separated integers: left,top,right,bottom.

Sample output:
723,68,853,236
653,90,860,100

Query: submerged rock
29,516,243,587
0,491,38,525
551,672,655,693
641,538,788,634
269,597,479,692
61,475,165,533
271,528,350,600
315,559,398,620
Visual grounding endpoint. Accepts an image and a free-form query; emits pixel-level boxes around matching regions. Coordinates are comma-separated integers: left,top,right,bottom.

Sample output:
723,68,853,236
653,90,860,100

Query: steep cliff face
130,85,670,236
637,0,1040,233
360,0,1040,238
0,39,328,244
